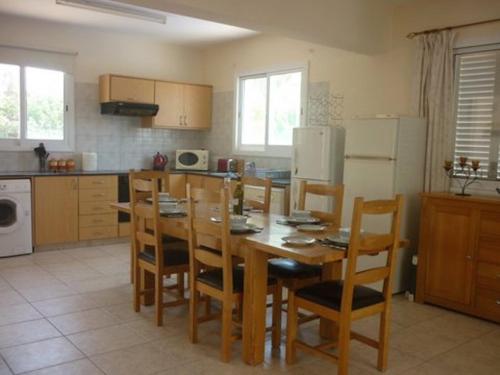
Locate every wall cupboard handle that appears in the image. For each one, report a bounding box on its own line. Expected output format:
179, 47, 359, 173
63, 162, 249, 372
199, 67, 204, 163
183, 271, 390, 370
465, 255, 472, 260
92, 181, 105, 185
496, 300, 500, 305
93, 193, 105, 197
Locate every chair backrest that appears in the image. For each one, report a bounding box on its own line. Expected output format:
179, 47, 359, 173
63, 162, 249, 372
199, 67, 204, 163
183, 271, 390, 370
298, 181, 344, 229
186, 184, 234, 292
241, 176, 272, 213
129, 170, 167, 271
341, 195, 403, 312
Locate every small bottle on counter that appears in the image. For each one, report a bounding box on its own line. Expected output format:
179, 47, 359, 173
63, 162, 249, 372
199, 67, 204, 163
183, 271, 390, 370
233, 182, 244, 215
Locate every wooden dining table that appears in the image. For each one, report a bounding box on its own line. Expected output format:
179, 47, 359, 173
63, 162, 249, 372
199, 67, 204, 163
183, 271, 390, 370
111, 202, 407, 366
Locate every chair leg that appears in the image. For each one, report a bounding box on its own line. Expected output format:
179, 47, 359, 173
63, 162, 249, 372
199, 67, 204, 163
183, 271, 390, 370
177, 272, 185, 299
285, 291, 298, 364
221, 299, 233, 362
337, 317, 352, 375
377, 309, 390, 371
133, 266, 141, 313
189, 288, 199, 343
272, 282, 283, 349
155, 273, 163, 326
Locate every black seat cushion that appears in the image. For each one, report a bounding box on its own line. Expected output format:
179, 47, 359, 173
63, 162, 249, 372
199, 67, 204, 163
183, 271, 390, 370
139, 243, 189, 267
268, 259, 322, 280
296, 280, 384, 311
197, 267, 276, 293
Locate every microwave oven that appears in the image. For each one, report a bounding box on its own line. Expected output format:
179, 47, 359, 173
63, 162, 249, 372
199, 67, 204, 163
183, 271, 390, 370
175, 149, 209, 171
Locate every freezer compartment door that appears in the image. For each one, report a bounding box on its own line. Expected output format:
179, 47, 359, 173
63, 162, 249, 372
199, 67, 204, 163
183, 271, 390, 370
292, 127, 331, 180
345, 118, 398, 158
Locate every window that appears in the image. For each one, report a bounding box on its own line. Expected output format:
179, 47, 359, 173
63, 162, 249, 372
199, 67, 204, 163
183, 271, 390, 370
235, 66, 306, 157
453, 47, 500, 179
0, 47, 74, 151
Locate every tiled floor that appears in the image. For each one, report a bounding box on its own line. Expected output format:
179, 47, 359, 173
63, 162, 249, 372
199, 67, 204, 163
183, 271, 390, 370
0, 242, 498, 374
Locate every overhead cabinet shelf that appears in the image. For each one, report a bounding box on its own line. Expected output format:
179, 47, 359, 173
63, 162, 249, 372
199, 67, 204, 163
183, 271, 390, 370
99, 74, 212, 130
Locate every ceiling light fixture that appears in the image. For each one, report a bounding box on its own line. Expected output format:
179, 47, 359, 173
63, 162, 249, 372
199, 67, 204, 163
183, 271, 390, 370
55, 0, 167, 24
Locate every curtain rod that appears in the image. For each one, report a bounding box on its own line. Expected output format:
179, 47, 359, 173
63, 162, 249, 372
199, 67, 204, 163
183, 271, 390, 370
0, 43, 78, 56
406, 18, 500, 39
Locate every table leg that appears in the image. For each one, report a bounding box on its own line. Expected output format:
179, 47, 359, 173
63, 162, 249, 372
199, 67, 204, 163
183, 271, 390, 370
242, 245, 269, 366
319, 261, 342, 339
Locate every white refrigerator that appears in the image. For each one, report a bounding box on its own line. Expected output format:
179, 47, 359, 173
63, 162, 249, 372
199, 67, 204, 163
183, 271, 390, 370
290, 126, 345, 212
342, 116, 426, 293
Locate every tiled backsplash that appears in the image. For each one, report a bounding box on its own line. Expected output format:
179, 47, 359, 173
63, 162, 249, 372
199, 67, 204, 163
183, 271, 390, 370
0, 81, 329, 172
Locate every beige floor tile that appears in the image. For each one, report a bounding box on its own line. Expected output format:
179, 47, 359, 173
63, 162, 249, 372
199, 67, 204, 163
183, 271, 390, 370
67, 322, 152, 356
82, 256, 129, 275
42, 262, 104, 283
81, 287, 132, 307
90, 340, 190, 375
23, 359, 104, 375
0, 303, 42, 326
120, 318, 179, 341
17, 283, 76, 302
32, 295, 104, 317
65, 273, 130, 293
102, 302, 146, 322
48, 308, 119, 335
0, 357, 12, 375
390, 301, 446, 328
0, 277, 11, 291
0, 255, 34, 270
0, 319, 61, 349
0, 337, 84, 374
63, 247, 112, 260
0, 266, 61, 289
31, 251, 76, 265
0, 289, 26, 307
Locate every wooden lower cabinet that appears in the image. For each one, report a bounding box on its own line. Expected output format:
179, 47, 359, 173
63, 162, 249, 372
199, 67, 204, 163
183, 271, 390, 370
34, 177, 79, 246
417, 193, 500, 322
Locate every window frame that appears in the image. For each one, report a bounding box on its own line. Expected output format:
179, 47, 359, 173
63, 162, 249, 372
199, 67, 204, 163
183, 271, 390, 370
233, 64, 308, 158
0, 63, 74, 152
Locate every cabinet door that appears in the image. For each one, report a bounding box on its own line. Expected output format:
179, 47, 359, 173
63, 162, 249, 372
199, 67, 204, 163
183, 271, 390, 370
186, 175, 204, 189
184, 84, 212, 129
109, 76, 154, 103
424, 204, 475, 305
169, 174, 187, 198
151, 81, 184, 128
34, 177, 78, 246
203, 176, 223, 192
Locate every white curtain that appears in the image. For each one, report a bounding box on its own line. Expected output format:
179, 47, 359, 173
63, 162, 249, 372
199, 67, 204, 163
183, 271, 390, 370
413, 30, 456, 192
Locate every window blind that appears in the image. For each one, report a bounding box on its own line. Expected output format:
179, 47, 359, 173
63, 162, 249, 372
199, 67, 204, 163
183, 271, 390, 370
453, 49, 500, 179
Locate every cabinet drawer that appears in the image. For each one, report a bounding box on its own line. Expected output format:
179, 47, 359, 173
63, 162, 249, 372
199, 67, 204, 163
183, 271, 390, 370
475, 288, 500, 322
479, 212, 500, 236
477, 236, 500, 264
79, 201, 115, 215
79, 188, 117, 203
79, 214, 117, 228
477, 262, 500, 292
79, 225, 117, 241
79, 176, 116, 190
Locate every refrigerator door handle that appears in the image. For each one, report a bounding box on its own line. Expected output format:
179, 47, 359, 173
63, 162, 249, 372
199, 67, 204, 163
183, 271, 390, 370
345, 155, 396, 161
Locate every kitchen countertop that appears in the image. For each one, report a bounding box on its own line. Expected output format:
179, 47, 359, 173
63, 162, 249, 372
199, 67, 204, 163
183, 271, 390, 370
0, 169, 291, 187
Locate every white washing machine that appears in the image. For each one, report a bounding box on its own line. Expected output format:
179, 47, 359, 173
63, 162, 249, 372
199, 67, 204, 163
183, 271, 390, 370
0, 179, 33, 257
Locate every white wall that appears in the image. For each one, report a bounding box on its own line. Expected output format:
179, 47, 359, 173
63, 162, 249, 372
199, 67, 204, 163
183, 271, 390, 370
0, 13, 205, 84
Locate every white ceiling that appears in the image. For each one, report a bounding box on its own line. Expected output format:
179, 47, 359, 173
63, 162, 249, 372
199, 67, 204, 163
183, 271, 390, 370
0, 0, 257, 46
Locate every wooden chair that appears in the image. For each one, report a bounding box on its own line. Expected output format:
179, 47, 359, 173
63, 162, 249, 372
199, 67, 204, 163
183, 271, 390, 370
241, 176, 272, 213
298, 180, 344, 226
286, 195, 403, 375
186, 184, 281, 362
268, 182, 345, 342
129, 170, 190, 326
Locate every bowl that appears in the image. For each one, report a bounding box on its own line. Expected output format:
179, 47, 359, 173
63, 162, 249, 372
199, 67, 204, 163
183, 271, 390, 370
230, 214, 248, 228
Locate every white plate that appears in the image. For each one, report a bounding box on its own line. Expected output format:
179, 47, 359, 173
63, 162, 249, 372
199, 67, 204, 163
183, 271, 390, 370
297, 224, 327, 232
325, 234, 349, 248
146, 197, 178, 203
281, 235, 316, 246
231, 223, 261, 233
285, 216, 320, 225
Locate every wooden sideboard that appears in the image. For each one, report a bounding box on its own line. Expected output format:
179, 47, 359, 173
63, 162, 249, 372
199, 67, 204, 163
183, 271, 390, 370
416, 192, 500, 322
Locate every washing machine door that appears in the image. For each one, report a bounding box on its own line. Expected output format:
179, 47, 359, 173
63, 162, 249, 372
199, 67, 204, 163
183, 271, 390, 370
0, 196, 23, 234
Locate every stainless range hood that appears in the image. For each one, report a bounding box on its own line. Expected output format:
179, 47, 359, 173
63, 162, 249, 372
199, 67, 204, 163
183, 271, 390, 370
100, 102, 159, 117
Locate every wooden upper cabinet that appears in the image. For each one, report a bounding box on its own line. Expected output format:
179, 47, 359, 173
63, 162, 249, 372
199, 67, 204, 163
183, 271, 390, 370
99, 74, 154, 104
142, 81, 212, 130
34, 177, 79, 246
144, 81, 184, 128
184, 84, 212, 129
423, 203, 475, 305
